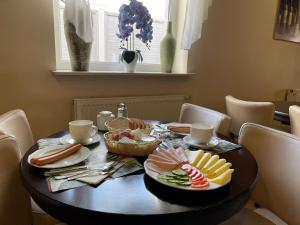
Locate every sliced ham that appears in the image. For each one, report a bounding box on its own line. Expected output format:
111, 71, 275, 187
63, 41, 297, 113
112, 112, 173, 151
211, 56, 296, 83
172, 147, 188, 163
148, 154, 177, 164
146, 162, 168, 174
157, 148, 182, 163
146, 159, 178, 170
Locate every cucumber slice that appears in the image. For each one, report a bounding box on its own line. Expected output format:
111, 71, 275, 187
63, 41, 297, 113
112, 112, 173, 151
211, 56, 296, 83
164, 172, 177, 177
175, 176, 189, 181
158, 175, 169, 180
167, 179, 185, 184
178, 181, 191, 186
172, 169, 187, 176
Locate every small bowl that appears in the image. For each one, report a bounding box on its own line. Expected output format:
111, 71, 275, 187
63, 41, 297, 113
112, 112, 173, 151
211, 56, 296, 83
104, 131, 160, 156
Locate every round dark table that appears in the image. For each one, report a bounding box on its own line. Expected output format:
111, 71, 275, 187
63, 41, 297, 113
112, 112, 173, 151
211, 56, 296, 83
20, 130, 257, 225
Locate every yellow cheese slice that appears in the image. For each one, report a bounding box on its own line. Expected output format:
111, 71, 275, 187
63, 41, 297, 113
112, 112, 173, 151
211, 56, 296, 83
208, 162, 232, 178
206, 158, 226, 175
208, 169, 234, 185
191, 150, 204, 166
202, 155, 219, 173
196, 152, 211, 170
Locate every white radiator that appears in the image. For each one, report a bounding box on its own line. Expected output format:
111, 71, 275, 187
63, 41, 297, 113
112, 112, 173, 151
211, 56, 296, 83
73, 95, 189, 123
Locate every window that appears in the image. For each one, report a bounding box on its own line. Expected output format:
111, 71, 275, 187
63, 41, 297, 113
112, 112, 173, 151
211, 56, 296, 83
53, 0, 170, 72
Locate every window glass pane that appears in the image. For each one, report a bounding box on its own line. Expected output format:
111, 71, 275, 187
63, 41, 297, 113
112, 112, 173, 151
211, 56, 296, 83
58, 0, 169, 65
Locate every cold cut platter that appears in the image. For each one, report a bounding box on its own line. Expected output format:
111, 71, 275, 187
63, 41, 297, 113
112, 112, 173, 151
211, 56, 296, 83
144, 147, 234, 191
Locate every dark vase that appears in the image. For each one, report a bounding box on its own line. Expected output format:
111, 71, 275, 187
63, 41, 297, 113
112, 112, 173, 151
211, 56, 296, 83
121, 50, 138, 73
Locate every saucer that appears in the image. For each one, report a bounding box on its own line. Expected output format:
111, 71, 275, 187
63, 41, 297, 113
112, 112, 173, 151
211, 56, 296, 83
183, 135, 219, 149
60, 134, 101, 145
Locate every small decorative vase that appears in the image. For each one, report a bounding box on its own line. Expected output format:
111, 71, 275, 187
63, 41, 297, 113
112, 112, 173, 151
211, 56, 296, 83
64, 21, 92, 71
160, 21, 176, 73
121, 50, 138, 73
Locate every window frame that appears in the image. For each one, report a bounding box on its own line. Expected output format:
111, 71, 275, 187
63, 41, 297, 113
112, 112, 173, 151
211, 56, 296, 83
52, 0, 172, 72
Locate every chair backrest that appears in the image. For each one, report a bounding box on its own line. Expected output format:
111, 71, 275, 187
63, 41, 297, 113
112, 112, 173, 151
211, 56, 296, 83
289, 105, 300, 137
225, 95, 275, 136
0, 134, 32, 225
239, 123, 300, 225
179, 103, 231, 137
0, 110, 34, 157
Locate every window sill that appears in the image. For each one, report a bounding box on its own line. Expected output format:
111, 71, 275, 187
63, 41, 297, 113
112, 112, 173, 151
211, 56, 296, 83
52, 70, 195, 77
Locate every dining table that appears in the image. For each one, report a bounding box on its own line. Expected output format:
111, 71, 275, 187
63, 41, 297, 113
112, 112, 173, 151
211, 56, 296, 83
20, 124, 258, 225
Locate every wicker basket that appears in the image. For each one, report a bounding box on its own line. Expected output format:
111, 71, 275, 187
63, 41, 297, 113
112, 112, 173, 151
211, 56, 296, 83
104, 131, 160, 156
105, 117, 151, 134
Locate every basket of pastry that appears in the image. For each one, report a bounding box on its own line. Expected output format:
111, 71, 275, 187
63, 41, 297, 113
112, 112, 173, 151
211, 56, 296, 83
105, 117, 151, 134
104, 129, 161, 156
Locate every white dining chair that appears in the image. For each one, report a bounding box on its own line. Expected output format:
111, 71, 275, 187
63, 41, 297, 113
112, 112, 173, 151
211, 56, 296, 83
0, 134, 32, 225
0, 109, 34, 157
179, 103, 231, 137
289, 105, 300, 137
222, 123, 300, 225
0, 109, 61, 225
225, 95, 275, 137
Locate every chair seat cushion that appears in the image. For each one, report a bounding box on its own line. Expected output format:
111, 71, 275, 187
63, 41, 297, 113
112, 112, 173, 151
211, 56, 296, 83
31, 198, 45, 214
221, 208, 275, 225
254, 208, 288, 225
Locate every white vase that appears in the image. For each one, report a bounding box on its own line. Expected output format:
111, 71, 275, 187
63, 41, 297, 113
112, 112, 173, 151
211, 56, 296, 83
121, 51, 138, 73
160, 21, 176, 73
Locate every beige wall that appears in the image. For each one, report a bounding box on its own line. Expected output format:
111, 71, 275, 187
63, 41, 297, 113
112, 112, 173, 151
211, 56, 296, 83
189, 0, 300, 107
0, 0, 299, 139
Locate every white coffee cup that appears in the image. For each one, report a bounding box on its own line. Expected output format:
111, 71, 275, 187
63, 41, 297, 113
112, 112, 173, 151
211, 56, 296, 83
190, 123, 214, 144
69, 120, 97, 144
97, 111, 115, 131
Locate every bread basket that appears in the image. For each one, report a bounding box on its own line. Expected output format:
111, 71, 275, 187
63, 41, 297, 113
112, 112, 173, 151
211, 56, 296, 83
104, 131, 160, 156
105, 117, 151, 134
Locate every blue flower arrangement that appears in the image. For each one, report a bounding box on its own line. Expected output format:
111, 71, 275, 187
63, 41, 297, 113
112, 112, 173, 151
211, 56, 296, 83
116, 0, 153, 64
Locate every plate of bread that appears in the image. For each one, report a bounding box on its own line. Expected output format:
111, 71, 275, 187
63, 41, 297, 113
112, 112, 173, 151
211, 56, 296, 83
105, 117, 151, 134
160, 123, 191, 136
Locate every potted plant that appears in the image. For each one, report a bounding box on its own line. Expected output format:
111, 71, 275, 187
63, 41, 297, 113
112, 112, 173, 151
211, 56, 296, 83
116, 0, 153, 73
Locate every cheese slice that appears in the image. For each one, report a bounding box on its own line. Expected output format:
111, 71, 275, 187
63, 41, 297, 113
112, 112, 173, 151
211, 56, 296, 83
205, 159, 226, 175
202, 155, 219, 173
191, 150, 204, 166
209, 169, 234, 185
196, 152, 211, 170
208, 162, 232, 178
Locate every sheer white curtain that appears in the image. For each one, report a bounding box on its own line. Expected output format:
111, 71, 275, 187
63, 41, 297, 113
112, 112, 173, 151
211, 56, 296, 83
181, 0, 213, 50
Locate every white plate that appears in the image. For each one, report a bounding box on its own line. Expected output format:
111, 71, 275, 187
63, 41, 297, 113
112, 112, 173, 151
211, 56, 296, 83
160, 123, 191, 137
183, 135, 219, 149
144, 161, 229, 191
60, 134, 101, 145
28, 145, 90, 169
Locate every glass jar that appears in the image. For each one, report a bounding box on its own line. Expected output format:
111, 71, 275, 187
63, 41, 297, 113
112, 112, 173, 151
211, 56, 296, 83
117, 103, 128, 118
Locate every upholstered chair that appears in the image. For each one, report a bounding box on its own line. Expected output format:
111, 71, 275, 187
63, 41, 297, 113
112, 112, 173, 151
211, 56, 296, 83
222, 123, 300, 225
179, 103, 231, 137
0, 109, 34, 157
225, 95, 275, 137
0, 134, 32, 225
0, 109, 60, 225
289, 105, 300, 137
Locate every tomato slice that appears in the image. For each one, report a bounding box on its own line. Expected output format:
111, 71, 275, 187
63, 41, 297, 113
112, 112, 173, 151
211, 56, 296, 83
181, 164, 193, 174
191, 173, 204, 181
181, 164, 192, 170
189, 168, 198, 177
192, 178, 207, 185
191, 181, 209, 189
